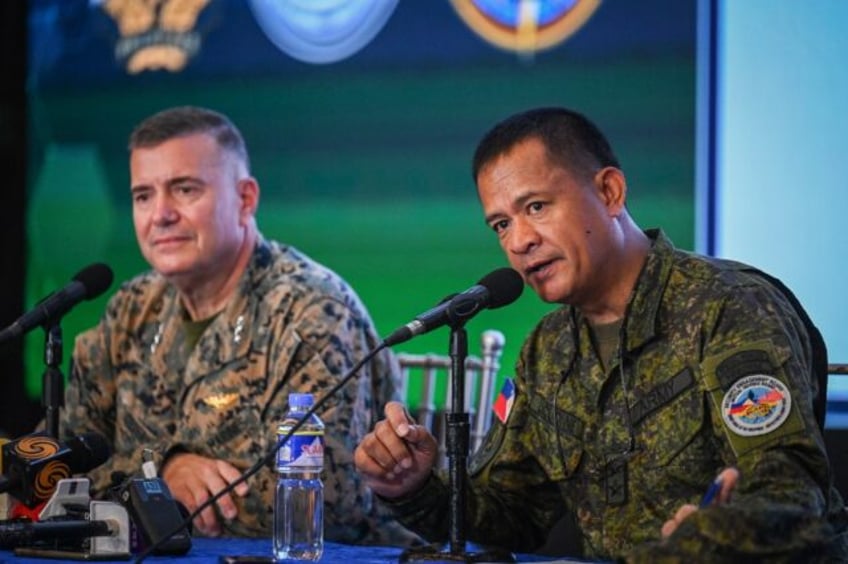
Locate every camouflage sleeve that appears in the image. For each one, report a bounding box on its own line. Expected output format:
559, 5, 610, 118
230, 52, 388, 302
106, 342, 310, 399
464, 372, 566, 551
62, 316, 172, 496
379, 472, 451, 538
627, 281, 848, 562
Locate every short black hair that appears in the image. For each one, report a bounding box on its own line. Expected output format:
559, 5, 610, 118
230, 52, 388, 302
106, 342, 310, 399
472, 107, 620, 183
129, 106, 250, 172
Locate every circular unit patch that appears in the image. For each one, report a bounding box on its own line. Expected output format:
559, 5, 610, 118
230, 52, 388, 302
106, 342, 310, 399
721, 374, 791, 436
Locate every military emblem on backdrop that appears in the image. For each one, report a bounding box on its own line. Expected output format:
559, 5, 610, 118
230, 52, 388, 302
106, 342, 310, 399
247, 0, 399, 64
449, 0, 601, 56
97, 0, 213, 74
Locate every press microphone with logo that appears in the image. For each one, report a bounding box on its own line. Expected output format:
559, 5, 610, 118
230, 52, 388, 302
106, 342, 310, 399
0, 262, 114, 345
382, 267, 524, 347
0, 432, 112, 508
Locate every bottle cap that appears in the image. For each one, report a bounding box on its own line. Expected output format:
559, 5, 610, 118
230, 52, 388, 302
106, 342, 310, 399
289, 393, 314, 408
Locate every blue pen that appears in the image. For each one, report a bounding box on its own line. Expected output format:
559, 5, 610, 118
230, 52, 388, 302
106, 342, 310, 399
700, 477, 723, 508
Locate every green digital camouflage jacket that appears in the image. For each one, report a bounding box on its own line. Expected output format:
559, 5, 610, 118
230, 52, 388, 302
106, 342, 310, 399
61, 236, 422, 546
389, 229, 848, 562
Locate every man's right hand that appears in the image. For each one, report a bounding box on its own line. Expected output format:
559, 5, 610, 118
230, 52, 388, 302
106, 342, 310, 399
161, 452, 250, 537
354, 401, 439, 499
660, 467, 740, 539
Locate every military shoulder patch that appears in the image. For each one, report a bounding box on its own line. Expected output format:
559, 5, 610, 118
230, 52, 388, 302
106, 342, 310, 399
721, 374, 792, 436
492, 378, 516, 423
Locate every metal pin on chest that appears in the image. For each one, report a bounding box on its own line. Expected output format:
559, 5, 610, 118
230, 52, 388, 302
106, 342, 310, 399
233, 315, 245, 344
150, 323, 163, 354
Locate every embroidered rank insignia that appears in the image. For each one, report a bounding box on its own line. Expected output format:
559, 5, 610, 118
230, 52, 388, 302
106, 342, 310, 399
492, 378, 516, 423
721, 374, 792, 436
203, 392, 239, 411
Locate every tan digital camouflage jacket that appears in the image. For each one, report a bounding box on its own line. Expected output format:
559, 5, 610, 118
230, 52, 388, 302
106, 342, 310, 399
61, 236, 422, 546
390, 229, 848, 562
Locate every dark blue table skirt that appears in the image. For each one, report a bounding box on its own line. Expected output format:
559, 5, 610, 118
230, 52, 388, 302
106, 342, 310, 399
1, 537, 584, 563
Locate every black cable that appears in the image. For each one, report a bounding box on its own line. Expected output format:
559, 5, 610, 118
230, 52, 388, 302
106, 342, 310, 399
133, 341, 388, 563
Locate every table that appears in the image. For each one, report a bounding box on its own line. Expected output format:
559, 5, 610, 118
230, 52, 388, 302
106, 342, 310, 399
1, 537, 592, 563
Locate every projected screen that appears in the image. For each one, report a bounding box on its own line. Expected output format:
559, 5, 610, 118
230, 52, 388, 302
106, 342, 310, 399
24, 0, 696, 407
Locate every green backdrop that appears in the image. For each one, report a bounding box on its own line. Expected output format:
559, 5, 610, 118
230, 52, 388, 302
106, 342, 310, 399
23, 3, 695, 412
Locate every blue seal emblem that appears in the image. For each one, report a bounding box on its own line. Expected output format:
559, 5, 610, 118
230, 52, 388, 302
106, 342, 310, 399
249, 0, 399, 64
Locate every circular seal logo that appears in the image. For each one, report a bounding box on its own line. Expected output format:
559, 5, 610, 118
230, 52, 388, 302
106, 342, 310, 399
449, 0, 601, 54
721, 374, 792, 436
248, 0, 399, 64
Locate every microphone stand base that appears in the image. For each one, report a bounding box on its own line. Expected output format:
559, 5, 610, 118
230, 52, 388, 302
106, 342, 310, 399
400, 543, 515, 563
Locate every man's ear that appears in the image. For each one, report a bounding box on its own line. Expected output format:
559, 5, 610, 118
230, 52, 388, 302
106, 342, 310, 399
237, 177, 260, 224
594, 167, 627, 216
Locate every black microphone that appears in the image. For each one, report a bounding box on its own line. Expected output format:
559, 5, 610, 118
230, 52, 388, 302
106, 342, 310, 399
0, 432, 112, 508
382, 267, 524, 347
0, 263, 114, 344
0, 518, 117, 549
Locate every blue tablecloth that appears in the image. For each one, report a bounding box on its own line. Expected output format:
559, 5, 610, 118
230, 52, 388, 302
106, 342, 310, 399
1, 537, 583, 563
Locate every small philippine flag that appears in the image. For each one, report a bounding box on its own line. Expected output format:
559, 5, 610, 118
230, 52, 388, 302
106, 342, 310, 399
492, 378, 516, 424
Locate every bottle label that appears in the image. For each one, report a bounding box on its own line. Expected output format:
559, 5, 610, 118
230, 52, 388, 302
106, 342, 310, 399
277, 432, 324, 468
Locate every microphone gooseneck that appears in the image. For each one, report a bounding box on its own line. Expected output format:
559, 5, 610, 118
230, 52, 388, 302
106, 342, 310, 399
0, 263, 114, 345
382, 267, 523, 347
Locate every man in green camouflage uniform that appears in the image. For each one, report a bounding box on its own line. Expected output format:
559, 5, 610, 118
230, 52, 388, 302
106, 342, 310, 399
354, 107, 848, 561
61, 106, 421, 546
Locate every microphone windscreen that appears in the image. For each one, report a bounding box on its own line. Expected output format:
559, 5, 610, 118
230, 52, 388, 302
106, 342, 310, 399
72, 263, 114, 300
478, 267, 524, 308
66, 432, 112, 473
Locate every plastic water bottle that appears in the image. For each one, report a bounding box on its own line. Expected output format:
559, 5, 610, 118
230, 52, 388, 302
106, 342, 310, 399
274, 393, 324, 561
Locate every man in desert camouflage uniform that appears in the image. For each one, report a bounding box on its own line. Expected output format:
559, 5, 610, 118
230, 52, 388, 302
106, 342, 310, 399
61, 105, 421, 546
355, 107, 848, 561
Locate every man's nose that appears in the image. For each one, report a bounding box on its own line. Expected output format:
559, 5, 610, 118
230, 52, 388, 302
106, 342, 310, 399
507, 217, 540, 255
152, 194, 178, 224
